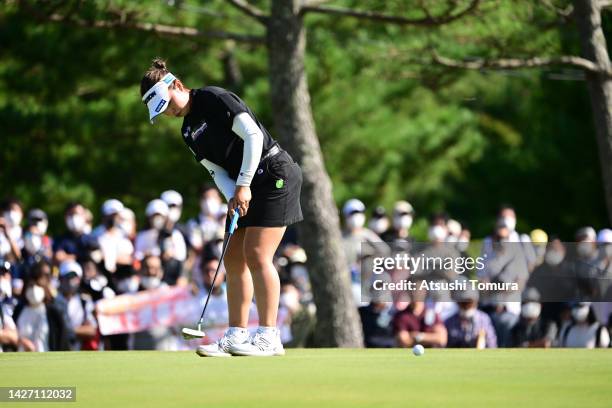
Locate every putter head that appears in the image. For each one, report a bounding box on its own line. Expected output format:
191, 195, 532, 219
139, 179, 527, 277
182, 327, 206, 340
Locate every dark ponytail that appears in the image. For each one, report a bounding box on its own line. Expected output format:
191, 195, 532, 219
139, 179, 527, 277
140, 57, 171, 96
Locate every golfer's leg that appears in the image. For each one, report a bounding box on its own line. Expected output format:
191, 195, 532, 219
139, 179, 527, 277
224, 227, 253, 328
243, 226, 286, 327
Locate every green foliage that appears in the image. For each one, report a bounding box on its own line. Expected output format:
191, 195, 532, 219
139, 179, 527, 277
0, 0, 607, 238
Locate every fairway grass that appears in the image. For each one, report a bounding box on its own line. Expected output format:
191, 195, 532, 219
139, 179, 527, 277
1, 349, 611, 407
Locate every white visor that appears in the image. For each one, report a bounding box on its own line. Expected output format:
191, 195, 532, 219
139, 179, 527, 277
142, 72, 176, 124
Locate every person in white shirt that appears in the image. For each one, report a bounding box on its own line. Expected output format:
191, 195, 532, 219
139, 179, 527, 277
559, 302, 610, 348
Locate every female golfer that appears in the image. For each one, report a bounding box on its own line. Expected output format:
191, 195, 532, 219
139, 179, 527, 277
140, 59, 303, 356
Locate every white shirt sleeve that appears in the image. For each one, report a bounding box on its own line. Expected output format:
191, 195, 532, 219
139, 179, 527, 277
200, 159, 236, 202
232, 112, 264, 187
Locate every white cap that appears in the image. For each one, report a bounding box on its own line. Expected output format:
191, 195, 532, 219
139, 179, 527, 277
161, 190, 183, 206
576, 226, 596, 242
342, 199, 366, 216
142, 72, 176, 124
597, 228, 612, 243
145, 199, 169, 217
59, 260, 83, 278
393, 200, 414, 215
101, 199, 124, 216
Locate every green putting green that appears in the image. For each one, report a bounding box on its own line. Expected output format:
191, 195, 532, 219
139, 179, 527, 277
1, 349, 611, 407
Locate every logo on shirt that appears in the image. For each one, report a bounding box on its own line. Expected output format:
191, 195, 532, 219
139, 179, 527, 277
191, 122, 208, 141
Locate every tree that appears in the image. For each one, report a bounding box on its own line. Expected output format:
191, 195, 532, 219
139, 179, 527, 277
431, 0, 612, 225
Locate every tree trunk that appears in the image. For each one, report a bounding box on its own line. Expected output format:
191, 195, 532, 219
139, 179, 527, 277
574, 0, 612, 224
266, 0, 364, 347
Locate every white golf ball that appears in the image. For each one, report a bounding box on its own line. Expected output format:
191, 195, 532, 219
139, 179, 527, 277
412, 344, 425, 356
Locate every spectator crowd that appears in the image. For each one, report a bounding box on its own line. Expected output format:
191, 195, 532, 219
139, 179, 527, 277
1, 191, 611, 352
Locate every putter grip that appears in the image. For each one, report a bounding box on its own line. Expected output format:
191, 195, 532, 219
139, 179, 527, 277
229, 211, 239, 234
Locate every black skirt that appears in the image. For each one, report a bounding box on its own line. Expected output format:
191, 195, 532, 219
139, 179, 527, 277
226, 148, 303, 229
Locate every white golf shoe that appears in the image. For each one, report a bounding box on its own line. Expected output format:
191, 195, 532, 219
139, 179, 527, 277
196, 328, 250, 357
229, 327, 285, 357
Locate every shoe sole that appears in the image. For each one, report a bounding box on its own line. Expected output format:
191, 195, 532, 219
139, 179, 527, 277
196, 349, 232, 357
229, 348, 285, 357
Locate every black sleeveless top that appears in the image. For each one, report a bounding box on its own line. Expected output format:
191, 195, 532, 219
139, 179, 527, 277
181, 86, 276, 180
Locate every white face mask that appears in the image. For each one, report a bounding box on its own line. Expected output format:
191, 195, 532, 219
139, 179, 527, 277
36, 220, 48, 235
66, 215, 85, 233
24, 233, 42, 254
140, 276, 161, 290
4, 210, 22, 227
26, 284, 45, 306
521, 302, 541, 319
346, 213, 366, 229
0, 277, 12, 298
544, 250, 564, 266
459, 308, 476, 319
572, 305, 589, 323
428, 225, 447, 242
393, 215, 413, 231
456, 239, 470, 252
577, 242, 594, 258
168, 207, 181, 223
369, 218, 389, 235
151, 215, 166, 230
280, 291, 300, 311
201, 199, 221, 217
502, 216, 516, 231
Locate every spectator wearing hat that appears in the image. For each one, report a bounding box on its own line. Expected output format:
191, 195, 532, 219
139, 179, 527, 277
341, 199, 390, 303
381, 201, 415, 252
22, 209, 52, 261
0, 198, 24, 262
574, 226, 606, 300
445, 288, 497, 348
14, 260, 70, 351
55, 260, 98, 350
53, 202, 91, 264
559, 302, 610, 348
95, 199, 134, 275
592, 229, 612, 324
159, 191, 188, 285
0, 259, 18, 352
135, 199, 186, 286
510, 288, 557, 347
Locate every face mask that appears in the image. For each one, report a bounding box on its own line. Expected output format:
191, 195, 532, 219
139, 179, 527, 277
82, 222, 92, 234
572, 305, 589, 322
88, 274, 108, 292
456, 239, 470, 252
151, 215, 166, 230
346, 213, 366, 229
393, 215, 413, 230
26, 284, 45, 306
544, 250, 564, 266
36, 220, 48, 235
4, 210, 22, 227
577, 242, 594, 258
24, 233, 42, 254
446, 235, 458, 243
459, 308, 476, 319
117, 276, 139, 294
0, 278, 12, 298
280, 291, 300, 311
89, 249, 103, 264
428, 225, 447, 242
66, 215, 85, 233
503, 217, 516, 231
201, 199, 221, 217
140, 276, 161, 290
168, 207, 181, 223
369, 218, 389, 235
521, 302, 541, 319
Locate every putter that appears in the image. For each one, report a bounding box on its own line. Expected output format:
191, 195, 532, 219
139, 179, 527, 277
182, 210, 240, 340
